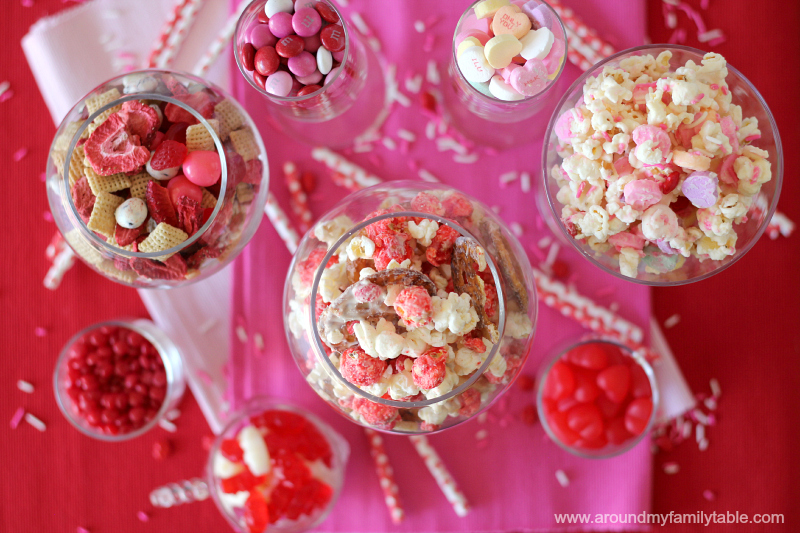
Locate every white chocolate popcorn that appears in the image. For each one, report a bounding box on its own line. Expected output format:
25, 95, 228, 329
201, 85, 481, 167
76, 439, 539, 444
346, 235, 375, 261
407, 219, 439, 247
319, 261, 349, 303
431, 293, 479, 336
505, 311, 533, 339
314, 215, 353, 247
353, 318, 405, 360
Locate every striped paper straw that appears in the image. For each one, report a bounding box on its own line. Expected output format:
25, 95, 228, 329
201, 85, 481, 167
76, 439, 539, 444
364, 429, 405, 524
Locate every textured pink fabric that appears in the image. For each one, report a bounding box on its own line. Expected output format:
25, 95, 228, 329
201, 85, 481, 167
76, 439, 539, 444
228, 1, 649, 531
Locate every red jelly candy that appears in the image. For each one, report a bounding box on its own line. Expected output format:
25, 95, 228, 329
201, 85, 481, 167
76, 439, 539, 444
595, 394, 623, 419
515, 374, 535, 392
575, 432, 609, 451
565, 403, 605, 441
596, 364, 631, 403
244, 492, 270, 533
546, 410, 579, 445
571, 366, 600, 403
605, 416, 633, 445
542, 362, 575, 401
624, 398, 653, 436
628, 362, 652, 398
219, 438, 244, 462
566, 343, 608, 370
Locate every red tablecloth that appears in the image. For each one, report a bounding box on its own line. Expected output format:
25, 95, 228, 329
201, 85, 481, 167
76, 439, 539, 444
1, 0, 798, 532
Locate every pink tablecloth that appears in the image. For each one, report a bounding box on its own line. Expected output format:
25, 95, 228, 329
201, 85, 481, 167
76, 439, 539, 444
228, 1, 650, 531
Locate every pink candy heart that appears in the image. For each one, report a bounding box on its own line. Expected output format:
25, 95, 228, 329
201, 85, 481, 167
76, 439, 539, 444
623, 179, 663, 211
509, 59, 547, 96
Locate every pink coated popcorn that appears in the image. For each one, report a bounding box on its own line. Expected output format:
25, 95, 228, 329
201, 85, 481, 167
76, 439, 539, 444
340, 347, 388, 387
412, 347, 448, 389
352, 397, 399, 429
411, 192, 445, 216
613, 155, 635, 176
462, 336, 486, 353
442, 193, 473, 218
372, 233, 413, 270
623, 179, 663, 211
394, 286, 433, 327
632, 125, 671, 165
458, 388, 482, 417
608, 231, 646, 252
353, 281, 384, 303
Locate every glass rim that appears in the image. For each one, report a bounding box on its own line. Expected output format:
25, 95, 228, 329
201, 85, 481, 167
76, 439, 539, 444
541, 43, 785, 287
234, 0, 349, 102
53, 319, 180, 442
451, 0, 568, 105
308, 209, 509, 409
206, 396, 349, 532
61, 81, 229, 260
536, 336, 660, 459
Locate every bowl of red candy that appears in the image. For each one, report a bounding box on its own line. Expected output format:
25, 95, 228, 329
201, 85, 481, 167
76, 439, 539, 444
54, 319, 185, 441
536, 338, 658, 458
207, 398, 349, 533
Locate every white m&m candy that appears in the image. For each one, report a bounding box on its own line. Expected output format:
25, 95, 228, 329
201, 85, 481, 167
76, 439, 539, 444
115, 198, 148, 229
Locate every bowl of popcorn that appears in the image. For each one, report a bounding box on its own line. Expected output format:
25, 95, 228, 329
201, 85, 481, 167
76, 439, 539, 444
284, 182, 537, 434
46, 70, 269, 288
542, 45, 783, 284
207, 397, 348, 533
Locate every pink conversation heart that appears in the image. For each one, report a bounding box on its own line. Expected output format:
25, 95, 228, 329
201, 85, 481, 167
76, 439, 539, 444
509, 59, 547, 96
623, 179, 663, 211
542, 37, 565, 75
608, 231, 646, 251
501, 63, 521, 82
682, 171, 719, 208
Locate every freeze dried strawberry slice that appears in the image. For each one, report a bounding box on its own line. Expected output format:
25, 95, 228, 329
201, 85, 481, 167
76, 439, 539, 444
175, 196, 204, 236
115, 218, 147, 247
164, 123, 189, 144
145, 180, 178, 227
164, 92, 214, 125
186, 245, 221, 269
71, 177, 95, 222
84, 113, 150, 176
150, 140, 187, 171
118, 101, 159, 144
129, 254, 187, 280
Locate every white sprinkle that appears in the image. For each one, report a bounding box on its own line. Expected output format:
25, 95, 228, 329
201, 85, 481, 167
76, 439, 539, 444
609, 302, 620, 312
350, 12, 371, 35
198, 319, 217, 334
710, 378, 721, 398
453, 153, 479, 164
418, 169, 440, 183
663, 462, 680, 474
425, 121, 436, 140
510, 223, 523, 237
405, 74, 423, 94
696, 423, 705, 443
477, 412, 488, 424
436, 116, 448, 135
236, 325, 248, 343
682, 420, 692, 438
544, 242, 561, 269
499, 171, 518, 186
666, 12, 677, 29
0, 81, 10, 97
475, 429, 488, 440
426, 60, 440, 85
555, 470, 570, 487
436, 137, 467, 155
414, 20, 426, 33
381, 137, 398, 151
353, 143, 374, 153
25, 413, 46, 432
698, 438, 709, 451
397, 129, 416, 143
159, 419, 177, 433
520, 171, 531, 193
17, 380, 34, 394
165, 409, 181, 421
704, 397, 717, 411
537, 236, 552, 248
393, 90, 411, 107
337, 0, 348, 5
693, 409, 710, 426
698, 29, 724, 43
254, 333, 265, 352
663, 314, 681, 329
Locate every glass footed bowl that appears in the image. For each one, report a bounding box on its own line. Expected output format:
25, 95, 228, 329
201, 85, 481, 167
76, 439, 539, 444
542, 45, 783, 285
46, 69, 269, 288
283, 181, 538, 435
207, 397, 349, 533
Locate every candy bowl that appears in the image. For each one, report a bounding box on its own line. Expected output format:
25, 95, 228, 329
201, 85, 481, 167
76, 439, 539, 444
542, 45, 783, 285
53, 319, 185, 441
46, 69, 270, 288
536, 338, 659, 458
234, 0, 387, 148
207, 398, 349, 533
442, 0, 568, 149
283, 181, 538, 435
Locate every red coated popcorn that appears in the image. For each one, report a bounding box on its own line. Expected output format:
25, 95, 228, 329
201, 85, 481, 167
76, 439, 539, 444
340, 347, 388, 387
352, 397, 399, 429
393, 286, 433, 328
412, 347, 448, 389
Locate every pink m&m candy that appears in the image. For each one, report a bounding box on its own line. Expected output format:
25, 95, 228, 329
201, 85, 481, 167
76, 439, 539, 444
265, 70, 293, 96
183, 151, 222, 187
296, 69, 323, 85
248, 24, 277, 49
293, 7, 322, 37
288, 51, 317, 78
269, 12, 295, 39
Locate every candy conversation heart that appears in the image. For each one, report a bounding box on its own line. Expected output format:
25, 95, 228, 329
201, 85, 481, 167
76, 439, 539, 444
484, 34, 523, 69
509, 59, 547, 96
491, 5, 532, 39
457, 45, 495, 82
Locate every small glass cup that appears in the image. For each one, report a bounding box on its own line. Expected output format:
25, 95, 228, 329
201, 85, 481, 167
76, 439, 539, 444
442, 0, 568, 149
536, 338, 658, 458
207, 397, 349, 533
283, 182, 538, 434
54, 319, 186, 441
46, 69, 270, 288
542, 45, 783, 285
234, 0, 387, 148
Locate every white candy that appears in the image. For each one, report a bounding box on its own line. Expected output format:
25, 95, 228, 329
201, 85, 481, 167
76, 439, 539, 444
519, 27, 554, 61
317, 46, 333, 75
489, 75, 524, 101
238, 425, 271, 476
457, 46, 495, 83
265, 0, 293, 18
149, 104, 163, 129
468, 79, 493, 97
122, 74, 159, 94
146, 152, 179, 180
213, 452, 244, 479
115, 198, 148, 229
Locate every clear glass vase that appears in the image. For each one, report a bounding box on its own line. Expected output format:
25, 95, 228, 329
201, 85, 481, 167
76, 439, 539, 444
46, 69, 269, 288
442, 0, 568, 149
283, 182, 538, 434
234, 0, 387, 148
